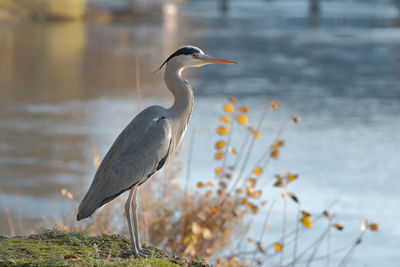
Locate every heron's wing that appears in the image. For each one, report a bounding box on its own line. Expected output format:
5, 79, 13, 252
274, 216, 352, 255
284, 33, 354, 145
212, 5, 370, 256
78, 111, 171, 219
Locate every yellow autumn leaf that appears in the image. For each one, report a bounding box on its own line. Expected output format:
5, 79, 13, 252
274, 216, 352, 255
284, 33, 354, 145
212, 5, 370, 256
210, 207, 218, 215
202, 227, 212, 239
216, 126, 229, 135
60, 189, 67, 196
215, 167, 223, 175
248, 178, 256, 187
66, 192, 73, 200
270, 100, 280, 110
236, 114, 248, 125
287, 174, 298, 183
197, 182, 205, 188
300, 216, 312, 228
215, 152, 224, 160
223, 104, 235, 113
220, 116, 231, 123
271, 149, 279, 159
253, 167, 262, 175
252, 130, 260, 139
236, 188, 243, 194
63, 226, 70, 231
192, 222, 201, 235
215, 140, 227, 150
206, 182, 213, 187
229, 96, 237, 104
273, 242, 283, 252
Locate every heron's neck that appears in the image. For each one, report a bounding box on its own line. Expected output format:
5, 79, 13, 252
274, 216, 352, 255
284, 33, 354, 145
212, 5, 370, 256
164, 63, 194, 121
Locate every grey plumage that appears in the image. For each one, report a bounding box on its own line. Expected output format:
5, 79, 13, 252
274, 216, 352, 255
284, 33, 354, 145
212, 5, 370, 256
76, 45, 235, 257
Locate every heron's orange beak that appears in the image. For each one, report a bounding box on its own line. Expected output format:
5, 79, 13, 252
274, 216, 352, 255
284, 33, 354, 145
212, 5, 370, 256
202, 55, 236, 64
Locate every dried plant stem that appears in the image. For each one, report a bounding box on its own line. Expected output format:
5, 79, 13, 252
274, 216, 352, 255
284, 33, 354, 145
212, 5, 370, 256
292, 207, 300, 267
337, 231, 366, 267
281, 186, 288, 267
181, 129, 196, 243
0, 186, 15, 236
250, 199, 276, 265
15, 195, 24, 236
327, 218, 332, 267
135, 58, 142, 112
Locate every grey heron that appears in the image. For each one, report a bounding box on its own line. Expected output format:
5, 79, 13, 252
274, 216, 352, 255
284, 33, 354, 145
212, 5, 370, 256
76, 45, 235, 257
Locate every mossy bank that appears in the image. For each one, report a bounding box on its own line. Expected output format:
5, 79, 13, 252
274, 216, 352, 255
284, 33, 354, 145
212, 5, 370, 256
0, 230, 209, 266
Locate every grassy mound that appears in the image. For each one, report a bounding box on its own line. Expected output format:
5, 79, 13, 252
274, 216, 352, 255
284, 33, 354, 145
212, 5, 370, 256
0, 230, 208, 266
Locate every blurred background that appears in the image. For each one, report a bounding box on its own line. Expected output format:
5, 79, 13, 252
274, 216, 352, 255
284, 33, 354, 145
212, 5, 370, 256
0, 0, 399, 266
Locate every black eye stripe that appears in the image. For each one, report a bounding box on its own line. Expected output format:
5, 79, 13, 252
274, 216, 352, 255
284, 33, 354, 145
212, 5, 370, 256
155, 47, 201, 72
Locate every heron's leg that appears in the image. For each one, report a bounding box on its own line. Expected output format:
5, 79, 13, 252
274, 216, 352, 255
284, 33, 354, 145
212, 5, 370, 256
123, 185, 145, 258
132, 186, 151, 255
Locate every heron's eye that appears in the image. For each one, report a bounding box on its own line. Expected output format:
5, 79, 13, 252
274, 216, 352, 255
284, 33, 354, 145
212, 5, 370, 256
192, 54, 196, 58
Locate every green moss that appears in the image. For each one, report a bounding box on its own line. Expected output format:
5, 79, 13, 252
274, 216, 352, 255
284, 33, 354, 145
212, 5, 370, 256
0, 230, 207, 266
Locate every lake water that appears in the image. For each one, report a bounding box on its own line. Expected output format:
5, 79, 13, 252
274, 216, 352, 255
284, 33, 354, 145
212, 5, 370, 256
1, 0, 399, 266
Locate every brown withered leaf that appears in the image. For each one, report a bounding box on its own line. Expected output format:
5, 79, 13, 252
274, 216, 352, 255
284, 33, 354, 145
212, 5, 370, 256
225, 173, 232, 179
270, 100, 280, 110
333, 224, 344, 231
256, 242, 266, 254
231, 209, 239, 217
288, 192, 299, 203
271, 149, 279, 159
274, 181, 284, 188
197, 182, 205, 188
302, 210, 311, 217
323, 210, 331, 219
215, 140, 227, 150
246, 238, 254, 243
369, 223, 379, 231
291, 116, 300, 123
229, 96, 237, 104
64, 254, 78, 260
239, 106, 249, 113
261, 201, 268, 207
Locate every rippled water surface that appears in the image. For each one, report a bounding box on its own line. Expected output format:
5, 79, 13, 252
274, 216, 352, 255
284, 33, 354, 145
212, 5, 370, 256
1, 0, 400, 265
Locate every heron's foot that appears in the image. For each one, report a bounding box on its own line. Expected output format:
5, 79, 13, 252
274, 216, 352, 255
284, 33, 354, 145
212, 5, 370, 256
122, 249, 148, 258
138, 247, 152, 256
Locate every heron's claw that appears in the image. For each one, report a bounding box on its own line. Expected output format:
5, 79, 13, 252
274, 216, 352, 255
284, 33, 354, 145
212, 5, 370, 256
122, 249, 148, 258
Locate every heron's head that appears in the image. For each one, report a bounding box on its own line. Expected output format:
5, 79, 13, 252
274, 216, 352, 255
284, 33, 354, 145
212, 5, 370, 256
155, 45, 236, 72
